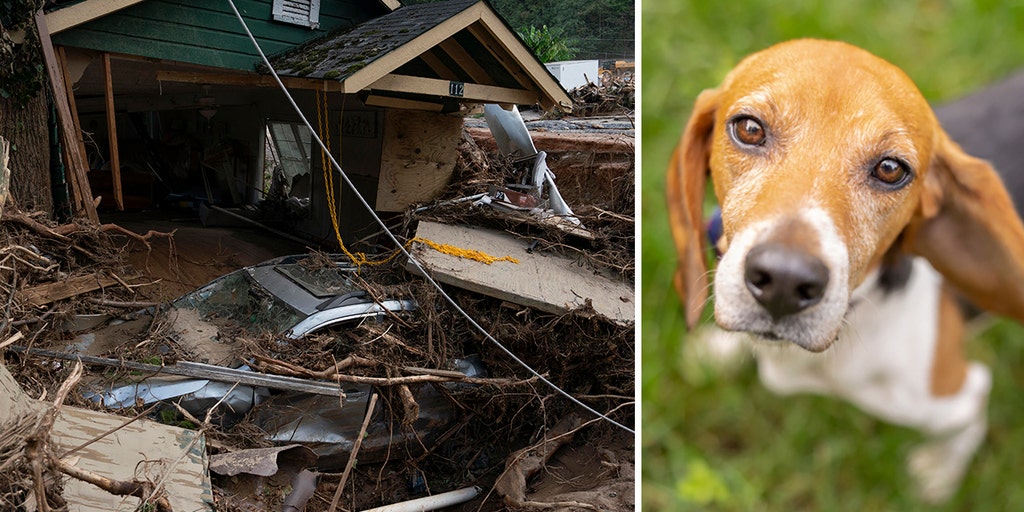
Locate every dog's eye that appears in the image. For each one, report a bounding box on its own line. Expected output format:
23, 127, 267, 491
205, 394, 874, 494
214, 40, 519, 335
871, 158, 911, 188
730, 116, 766, 147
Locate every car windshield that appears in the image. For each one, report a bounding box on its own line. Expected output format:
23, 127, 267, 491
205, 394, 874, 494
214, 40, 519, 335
172, 270, 303, 335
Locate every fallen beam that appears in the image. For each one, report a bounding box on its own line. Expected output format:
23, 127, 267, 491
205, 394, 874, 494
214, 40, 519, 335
8, 345, 349, 397
21, 274, 118, 306
35, 11, 99, 222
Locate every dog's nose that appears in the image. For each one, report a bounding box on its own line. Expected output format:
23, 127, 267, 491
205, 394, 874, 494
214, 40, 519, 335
744, 243, 829, 320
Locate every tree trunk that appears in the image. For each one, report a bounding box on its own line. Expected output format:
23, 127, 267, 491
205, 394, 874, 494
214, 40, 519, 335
0, 92, 53, 215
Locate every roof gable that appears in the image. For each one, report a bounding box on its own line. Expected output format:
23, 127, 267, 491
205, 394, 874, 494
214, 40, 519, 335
270, 0, 570, 109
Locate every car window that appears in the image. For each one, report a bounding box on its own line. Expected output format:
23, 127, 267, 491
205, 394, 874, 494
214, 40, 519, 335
173, 271, 304, 335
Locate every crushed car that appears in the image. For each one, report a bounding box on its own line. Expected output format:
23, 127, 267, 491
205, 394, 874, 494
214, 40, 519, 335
55, 253, 476, 469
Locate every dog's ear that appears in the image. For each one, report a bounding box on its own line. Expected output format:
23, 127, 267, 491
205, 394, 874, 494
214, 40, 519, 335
908, 131, 1024, 322
667, 89, 719, 328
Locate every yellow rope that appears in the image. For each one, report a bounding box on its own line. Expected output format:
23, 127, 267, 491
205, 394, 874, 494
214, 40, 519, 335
409, 236, 520, 265
315, 88, 516, 267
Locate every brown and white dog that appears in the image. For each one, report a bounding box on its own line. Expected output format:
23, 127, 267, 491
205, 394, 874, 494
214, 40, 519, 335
668, 39, 1024, 502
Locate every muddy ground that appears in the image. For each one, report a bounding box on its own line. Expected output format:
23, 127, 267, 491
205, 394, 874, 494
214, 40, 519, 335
1, 88, 634, 511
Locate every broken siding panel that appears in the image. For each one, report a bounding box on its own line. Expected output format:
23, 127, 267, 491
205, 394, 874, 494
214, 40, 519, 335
375, 110, 462, 211
51, 0, 385, 71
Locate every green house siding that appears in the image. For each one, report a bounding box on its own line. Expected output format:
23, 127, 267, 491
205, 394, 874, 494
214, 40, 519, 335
51, 0, 388, 71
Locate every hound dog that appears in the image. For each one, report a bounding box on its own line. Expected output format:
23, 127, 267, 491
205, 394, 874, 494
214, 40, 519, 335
668, 39, 1024, 503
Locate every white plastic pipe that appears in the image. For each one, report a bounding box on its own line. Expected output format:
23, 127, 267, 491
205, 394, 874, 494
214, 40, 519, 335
360, 486, 481, 512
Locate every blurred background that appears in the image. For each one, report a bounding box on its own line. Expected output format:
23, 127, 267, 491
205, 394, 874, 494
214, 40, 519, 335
641, 1, 1024, 510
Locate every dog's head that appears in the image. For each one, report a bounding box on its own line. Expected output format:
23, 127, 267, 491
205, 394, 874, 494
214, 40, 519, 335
669, 39, 1024, 352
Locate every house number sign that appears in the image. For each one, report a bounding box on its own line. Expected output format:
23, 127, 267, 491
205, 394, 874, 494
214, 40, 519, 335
449, 81, 465, 97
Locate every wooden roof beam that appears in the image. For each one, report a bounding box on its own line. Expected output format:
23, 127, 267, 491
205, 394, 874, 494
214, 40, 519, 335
45, 0, 147, 34
417, 50, 459, 81
437, 38, 496, 85
367, 74, 539, 106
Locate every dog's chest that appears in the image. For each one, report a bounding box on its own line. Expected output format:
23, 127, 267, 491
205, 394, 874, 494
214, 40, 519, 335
755, 257, 942, 398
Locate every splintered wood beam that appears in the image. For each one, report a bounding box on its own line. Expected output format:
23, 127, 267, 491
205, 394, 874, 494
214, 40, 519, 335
35, 11, 99, 223
21, 274, 118, 306
437, 38, 496, 85
368, 74, 539, 106
57, 46, 92, 194
103, 53, 123, 211
155, 70, 342, 91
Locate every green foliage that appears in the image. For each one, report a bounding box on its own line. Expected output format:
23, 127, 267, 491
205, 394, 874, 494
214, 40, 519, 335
404, 0, 633, 59
643, 1, 1024, 510
517, 25, 577, 63
0, 0, 46, 107
492, 0, 636, 60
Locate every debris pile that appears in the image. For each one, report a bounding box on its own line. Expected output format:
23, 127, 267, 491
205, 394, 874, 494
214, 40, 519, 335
567, 75, 636, 117
0, 112, 634, 511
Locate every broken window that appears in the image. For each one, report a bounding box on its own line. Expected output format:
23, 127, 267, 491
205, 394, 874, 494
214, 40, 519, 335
173, 270, 303, 335
271, 0, 321, 29
266, 121, 313, 200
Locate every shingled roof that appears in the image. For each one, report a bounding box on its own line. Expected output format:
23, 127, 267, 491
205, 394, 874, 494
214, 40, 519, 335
268, 0, 570, 110
273, 0, 477, 81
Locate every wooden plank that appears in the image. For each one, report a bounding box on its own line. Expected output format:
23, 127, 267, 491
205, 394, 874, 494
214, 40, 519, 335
44, 0, 147, 34
2, 357, 212, 511
406, 221, 634, 325
21, 274, 118, 306
52, 407, 213, 511
103, 53, 124, 211
418, 49, 459, 81
368, 74, 539, 106
36, 11, 99, 223
438, 38, 496, 85
376, 110, 461, 211
364, 95, 444, 112
56, 46, 92, 209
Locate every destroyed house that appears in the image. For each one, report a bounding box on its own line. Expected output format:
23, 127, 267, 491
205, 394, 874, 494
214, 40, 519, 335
43, 0, 570, 244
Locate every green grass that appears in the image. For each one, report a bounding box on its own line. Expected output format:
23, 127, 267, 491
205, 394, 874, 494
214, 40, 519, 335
641, 1, 1024, 510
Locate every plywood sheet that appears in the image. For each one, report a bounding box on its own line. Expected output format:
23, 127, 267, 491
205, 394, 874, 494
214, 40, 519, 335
407, 221, 634, 325
375, 110, 462, 212
53, 407, 213, 512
